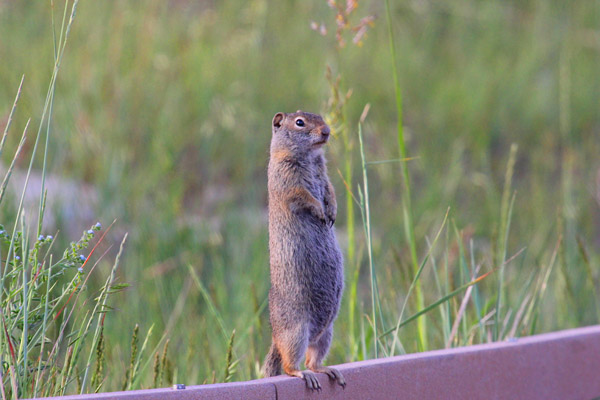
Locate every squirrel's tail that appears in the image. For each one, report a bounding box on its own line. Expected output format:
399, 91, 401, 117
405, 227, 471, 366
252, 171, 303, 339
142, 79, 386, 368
262, 342, 282, 377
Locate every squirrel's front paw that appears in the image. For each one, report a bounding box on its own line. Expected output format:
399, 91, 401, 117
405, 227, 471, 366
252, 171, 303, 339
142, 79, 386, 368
308, 205, 327, 225
315, 209, 328, 225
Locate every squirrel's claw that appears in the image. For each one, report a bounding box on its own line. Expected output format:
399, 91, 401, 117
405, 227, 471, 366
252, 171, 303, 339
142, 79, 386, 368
325, 207, 336, 227
325, 211, 336, 227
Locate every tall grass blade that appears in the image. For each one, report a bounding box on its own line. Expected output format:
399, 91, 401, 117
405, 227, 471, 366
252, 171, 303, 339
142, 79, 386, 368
0, 75, 25, 157
390, 208, 449, 355
357, 122, 382, 357
494, 144, 518, 340
384, 0, 427, 350
0, 121, 28, 217
381, 268, 496, 338
187, 263, 229, 343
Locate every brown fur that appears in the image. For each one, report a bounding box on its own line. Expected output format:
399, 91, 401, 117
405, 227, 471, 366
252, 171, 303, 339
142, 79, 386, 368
262, 111, 345, 391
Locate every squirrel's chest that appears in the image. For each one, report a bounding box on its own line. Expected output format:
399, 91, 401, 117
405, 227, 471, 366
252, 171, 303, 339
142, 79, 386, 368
304, 174, 325, 204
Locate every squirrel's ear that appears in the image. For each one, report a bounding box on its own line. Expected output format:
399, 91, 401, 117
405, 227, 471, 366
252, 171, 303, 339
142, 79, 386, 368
272, 112, 285, 129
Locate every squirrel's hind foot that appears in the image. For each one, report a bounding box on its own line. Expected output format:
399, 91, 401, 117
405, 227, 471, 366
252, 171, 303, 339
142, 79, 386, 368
310, 366, 346, 388
300, 370, 322, 391
285, 368, 322, 391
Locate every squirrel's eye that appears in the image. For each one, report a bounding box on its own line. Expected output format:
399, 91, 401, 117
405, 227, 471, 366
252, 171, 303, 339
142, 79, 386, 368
295, 119, 305, 127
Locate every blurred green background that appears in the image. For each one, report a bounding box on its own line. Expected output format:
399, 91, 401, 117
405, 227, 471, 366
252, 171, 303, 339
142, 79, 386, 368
1, 0, 599, 392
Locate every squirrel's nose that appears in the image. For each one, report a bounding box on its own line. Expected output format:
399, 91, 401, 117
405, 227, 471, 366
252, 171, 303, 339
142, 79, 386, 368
321, 125, 330, 137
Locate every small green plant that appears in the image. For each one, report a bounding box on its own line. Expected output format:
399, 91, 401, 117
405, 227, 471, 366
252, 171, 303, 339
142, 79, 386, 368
0, 1, 149, 397
152, 339, 172, 388
223, 329, 238, 383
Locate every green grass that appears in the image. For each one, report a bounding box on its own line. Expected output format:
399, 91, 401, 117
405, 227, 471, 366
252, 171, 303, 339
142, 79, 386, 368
0, 0, 599, 396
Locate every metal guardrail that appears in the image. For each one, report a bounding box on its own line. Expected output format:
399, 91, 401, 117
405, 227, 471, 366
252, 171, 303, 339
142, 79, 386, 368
29, 325, 600, 400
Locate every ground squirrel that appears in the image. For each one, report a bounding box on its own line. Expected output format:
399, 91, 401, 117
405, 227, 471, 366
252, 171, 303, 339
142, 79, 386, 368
262, 111, 345, 391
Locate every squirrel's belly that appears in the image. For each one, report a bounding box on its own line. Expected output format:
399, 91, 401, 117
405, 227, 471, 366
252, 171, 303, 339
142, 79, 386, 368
269, 216, 343, 285
269, 216, 342, 264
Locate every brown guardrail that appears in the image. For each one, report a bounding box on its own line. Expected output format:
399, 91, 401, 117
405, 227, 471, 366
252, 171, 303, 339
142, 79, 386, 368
29, 325, 600, 400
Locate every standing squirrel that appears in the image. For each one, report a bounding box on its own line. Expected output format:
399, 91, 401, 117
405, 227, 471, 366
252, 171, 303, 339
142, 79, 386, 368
263, 111, 345, 391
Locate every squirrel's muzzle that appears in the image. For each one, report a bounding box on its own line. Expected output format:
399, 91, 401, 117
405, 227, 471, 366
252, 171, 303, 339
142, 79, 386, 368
318, 125, 330, 143
312, 124, 331, 147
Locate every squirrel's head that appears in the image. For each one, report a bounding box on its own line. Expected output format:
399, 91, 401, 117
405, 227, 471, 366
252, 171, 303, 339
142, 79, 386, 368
271, 111, 331, 155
